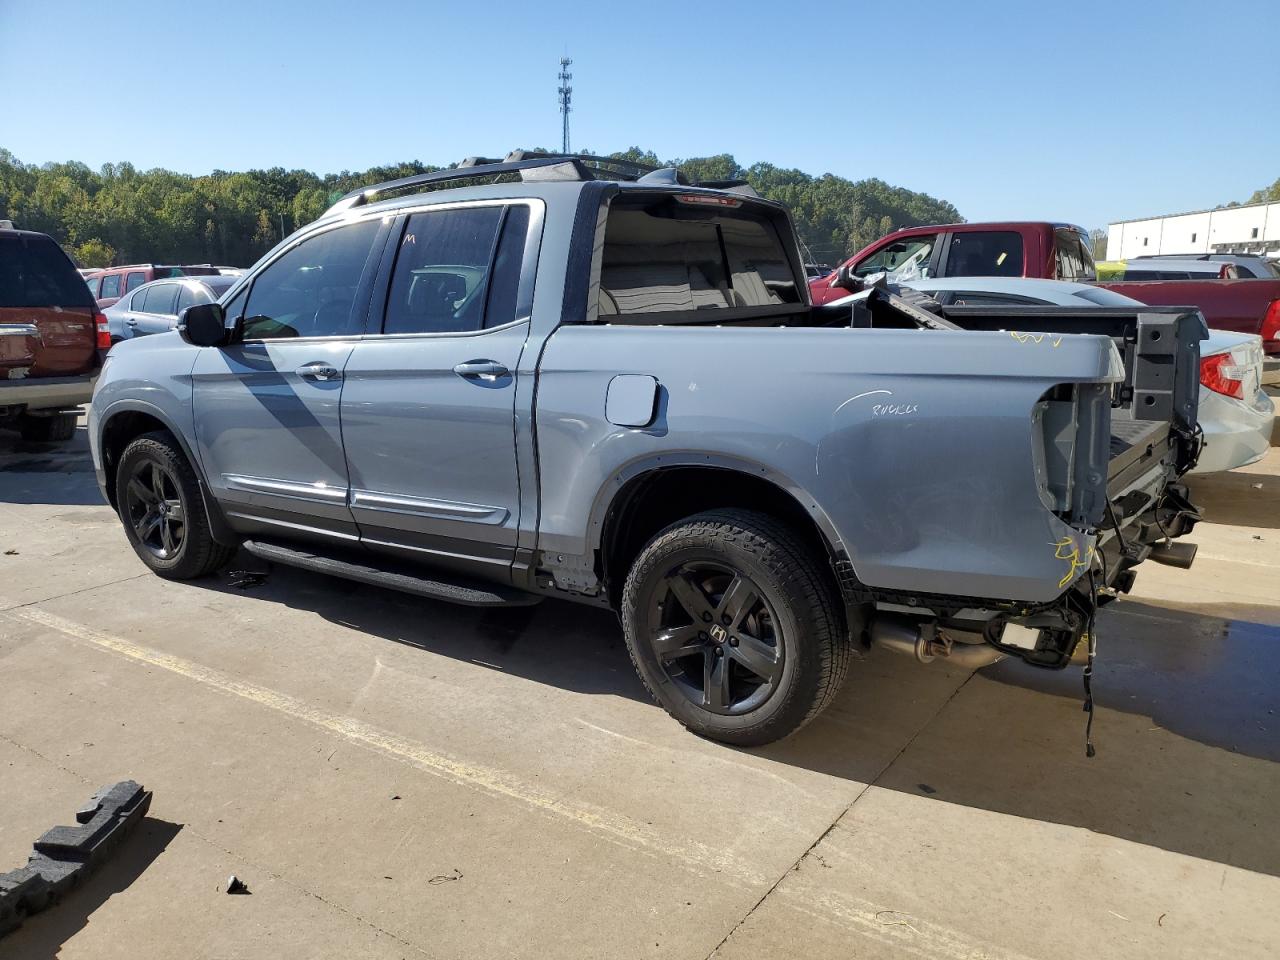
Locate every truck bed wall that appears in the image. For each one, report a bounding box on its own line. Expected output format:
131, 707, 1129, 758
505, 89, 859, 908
533, 324, 1123, 604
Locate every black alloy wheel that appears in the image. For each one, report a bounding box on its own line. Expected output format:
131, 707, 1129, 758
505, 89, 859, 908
648, 561, 783, 715
124, 460, 186, 559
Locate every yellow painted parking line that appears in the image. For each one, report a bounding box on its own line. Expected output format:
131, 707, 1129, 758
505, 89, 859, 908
7, 606, 764, 886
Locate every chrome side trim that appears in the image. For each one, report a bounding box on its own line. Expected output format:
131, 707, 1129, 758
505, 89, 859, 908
223, 474, 349, 504
0, 324, 40, 338
349, 488, 509, 525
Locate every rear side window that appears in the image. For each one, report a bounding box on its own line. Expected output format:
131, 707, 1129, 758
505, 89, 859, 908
241, 219, 380, 340
100, 273, 122, 298
945, 231, 1024, 277
84, 275, 100, 297
0, 234, 97, 308
125, 271, 148, 292
597, 197, 800, 321
177, 284, 211, 312
141, 283, 179, 315
382, 204, 529, 335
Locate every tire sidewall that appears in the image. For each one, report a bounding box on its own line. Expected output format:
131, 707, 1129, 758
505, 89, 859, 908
622, 522, 825, 742
115, 438, 199, 575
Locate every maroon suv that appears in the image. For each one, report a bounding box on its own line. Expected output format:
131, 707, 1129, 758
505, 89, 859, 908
1, 227, 107, 441
86, 263, 222, 309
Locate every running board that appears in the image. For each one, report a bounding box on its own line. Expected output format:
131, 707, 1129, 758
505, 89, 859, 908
242, 540, 542, 607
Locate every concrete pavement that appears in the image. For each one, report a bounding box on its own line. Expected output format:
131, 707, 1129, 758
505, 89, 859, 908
1, 417, 1277, 959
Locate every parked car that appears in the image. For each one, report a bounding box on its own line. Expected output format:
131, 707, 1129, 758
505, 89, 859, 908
890, 278, 1275, 474
1127, 253, 1280, 279
1, 226, 106, 441
810, 221, 1280, 355
86, 263, 223, 309
104, 275, 238, 343
1096, 258, 1248, 280
89, 153, 1203, 745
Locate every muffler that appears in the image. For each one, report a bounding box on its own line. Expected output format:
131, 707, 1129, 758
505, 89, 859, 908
870, 615, 1004, 669
1147, 540, 1197, 569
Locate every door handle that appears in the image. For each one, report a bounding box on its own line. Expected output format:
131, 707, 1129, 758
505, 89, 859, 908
125, 318, 138, 326
453, 360, 509, 382
296, 361, 342, 381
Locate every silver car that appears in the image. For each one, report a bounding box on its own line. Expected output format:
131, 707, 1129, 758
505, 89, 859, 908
900, 277, 1276, 474
103, 275, 237, 344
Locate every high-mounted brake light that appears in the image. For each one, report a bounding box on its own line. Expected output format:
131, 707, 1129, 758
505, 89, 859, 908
676, 193, 742, 208
1199, 351, 1246, 400
95, 312, 111, 350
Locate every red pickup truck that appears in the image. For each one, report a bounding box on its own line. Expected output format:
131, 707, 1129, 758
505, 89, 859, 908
809, 221, 1280, 354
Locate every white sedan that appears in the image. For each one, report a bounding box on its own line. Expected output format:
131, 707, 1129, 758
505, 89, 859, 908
899, 278, 1275, 474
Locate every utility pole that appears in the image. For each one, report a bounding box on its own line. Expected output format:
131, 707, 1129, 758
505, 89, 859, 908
558, 57, 573, 154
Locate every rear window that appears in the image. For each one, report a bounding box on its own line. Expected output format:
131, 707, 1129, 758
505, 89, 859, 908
945, 231, 1024, 278
596, 196, 801, 322
0, 234, 97, 309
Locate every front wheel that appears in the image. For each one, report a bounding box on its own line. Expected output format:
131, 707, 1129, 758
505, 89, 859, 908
620, 509, 852, 746
115, 432, 235, 579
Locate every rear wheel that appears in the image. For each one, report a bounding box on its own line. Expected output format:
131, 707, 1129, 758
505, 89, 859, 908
115, 432, 234, 579
18, 411, 78, 442
621, 509, 851, 746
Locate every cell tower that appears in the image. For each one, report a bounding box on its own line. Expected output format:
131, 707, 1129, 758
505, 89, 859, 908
558, 57, 573, 154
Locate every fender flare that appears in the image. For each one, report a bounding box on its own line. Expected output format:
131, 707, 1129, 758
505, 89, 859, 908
96, 398, 238, 547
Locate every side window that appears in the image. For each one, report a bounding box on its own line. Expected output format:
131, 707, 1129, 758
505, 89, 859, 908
483, 205, 530, 328
1054, 229, 1089, 280
84, 275, 100, 297
132, 287, 150, 312
100, 273, 122, 298
945, 231, 1024, 277
854, 235, 937, 281
144, 283, 179, 316
176, 284, 210, 312
241, 220, 380, 340
125, 271, 148, 292
383, 206, 506, 335
950, 293, 1040, 306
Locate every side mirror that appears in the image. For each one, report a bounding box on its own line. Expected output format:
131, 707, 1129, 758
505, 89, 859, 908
177, 303, 231, 347
830, 262, 862, 292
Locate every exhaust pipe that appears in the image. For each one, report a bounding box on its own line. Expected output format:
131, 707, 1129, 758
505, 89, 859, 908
870, 615, 1004, 669
1147, 540, 1197, 569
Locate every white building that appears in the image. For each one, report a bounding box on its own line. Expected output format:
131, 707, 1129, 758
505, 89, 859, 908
1107, 200, 1279, 260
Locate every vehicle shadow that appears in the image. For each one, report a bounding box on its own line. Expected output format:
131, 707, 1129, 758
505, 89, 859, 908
0, 423, 104, 507
198, 556, 1280, 878
209, 554, 648, 703
2, 818, 181, 960
1186, 469, 1280, 529
769, 597, 1280, 878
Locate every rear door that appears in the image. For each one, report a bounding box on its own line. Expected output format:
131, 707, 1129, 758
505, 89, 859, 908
938, 230, 1025, 278
0, 233, 97, 378
340, 200, 539, 578
191, 217, 389, 543
130, 281, 181, 337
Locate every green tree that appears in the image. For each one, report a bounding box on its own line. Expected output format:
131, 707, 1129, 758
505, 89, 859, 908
0, 147, 961, 268
71, 238, 114, 267
1246, 177, 1280, 204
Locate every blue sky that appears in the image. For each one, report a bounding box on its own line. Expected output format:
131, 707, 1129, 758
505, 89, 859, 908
2, 0, 1277, 228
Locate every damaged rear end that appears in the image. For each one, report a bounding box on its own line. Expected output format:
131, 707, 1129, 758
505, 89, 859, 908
855, 294, 1206, 672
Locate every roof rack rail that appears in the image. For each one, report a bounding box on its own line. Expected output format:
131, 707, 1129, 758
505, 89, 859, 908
325, 156, 597, 215
503, 150, 660, 178
323, 152, 758, 218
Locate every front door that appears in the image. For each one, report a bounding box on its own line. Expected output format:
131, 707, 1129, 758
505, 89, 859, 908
340, 201, 537, 579
192, 217, 387, 543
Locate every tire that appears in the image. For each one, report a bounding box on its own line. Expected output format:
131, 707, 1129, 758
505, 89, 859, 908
18, 412, 78, 442
115, 431, 235, 580
620, 509, 851, 746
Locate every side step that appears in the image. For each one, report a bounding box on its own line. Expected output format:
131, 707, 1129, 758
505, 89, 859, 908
242, 540, 543, 607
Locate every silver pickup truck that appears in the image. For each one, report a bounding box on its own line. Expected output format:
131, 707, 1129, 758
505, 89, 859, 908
89, 153, 1205, 745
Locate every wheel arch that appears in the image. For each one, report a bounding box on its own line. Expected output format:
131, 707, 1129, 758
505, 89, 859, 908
97, 400, 237, 547
590, 454, 851, 611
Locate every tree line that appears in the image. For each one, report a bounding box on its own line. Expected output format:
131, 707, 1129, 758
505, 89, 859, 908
0, 146, 962, 268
